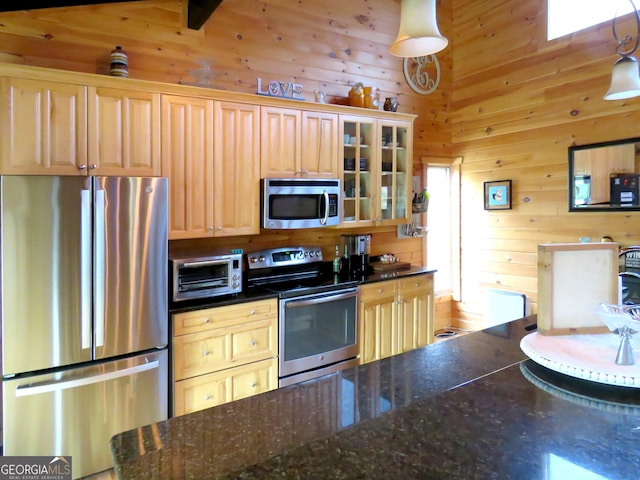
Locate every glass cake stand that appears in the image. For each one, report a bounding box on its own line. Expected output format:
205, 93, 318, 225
596, 303, 640, 366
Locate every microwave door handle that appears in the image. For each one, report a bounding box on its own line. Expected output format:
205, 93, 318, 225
319, 190, 329, 225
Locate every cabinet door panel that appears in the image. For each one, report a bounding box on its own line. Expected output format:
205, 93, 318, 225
88, 86, 160, 176
162, 95, 214, 239
0, 78, 87, 175
260, 106, 301, 177
214, 101, 260, 236
301, 111, 338, 178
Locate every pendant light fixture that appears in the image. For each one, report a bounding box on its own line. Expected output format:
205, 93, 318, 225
604, 0, 640, 100
389, 0, 448, 57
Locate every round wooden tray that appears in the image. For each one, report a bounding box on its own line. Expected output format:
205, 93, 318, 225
520, 332, 640, 388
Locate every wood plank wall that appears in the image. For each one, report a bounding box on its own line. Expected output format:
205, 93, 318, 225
0, 0, 450, 271
8, 0, 635, 331
451, 0, 640, 329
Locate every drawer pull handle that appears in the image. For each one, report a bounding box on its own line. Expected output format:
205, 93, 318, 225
203, 349, 210, 356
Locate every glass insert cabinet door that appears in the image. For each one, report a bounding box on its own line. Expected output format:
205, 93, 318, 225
342, 117, 375, 225
379, 121, 410, 223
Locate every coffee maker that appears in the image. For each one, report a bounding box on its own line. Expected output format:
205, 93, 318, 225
341, 234, 371, 276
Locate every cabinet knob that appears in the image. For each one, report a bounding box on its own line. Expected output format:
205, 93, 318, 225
250, 340, 257, 347
204, 394, 211, 401
89, 164, 97, 169
304, 169, 309, 174
250, 310, 256, 315
217, 226, 222, 231
208, 226, 214, 231
203, 318, 210, 324
251, 383, 257, 388
297, 169, 302, 174
203, 349, 210, 356
78, 164, 87, 170
378, 288, 383, 293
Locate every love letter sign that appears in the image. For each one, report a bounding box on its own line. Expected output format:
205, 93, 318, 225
256, 77, 304, 100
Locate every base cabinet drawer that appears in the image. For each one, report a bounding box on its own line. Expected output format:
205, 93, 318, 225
173, 358, 278, 416
173, 318, 276, 381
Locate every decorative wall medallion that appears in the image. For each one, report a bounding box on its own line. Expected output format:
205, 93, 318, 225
256, 77, 304, 100
403, 55, 441, 95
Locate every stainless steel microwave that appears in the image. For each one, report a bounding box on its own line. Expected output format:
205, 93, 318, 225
261, 178, 341, 229
170, 252, 242, 302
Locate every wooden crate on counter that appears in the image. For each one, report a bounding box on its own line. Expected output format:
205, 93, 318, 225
537, 242, 619, 335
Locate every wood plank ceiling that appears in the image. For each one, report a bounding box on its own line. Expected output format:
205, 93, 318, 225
0, 0, 222, 30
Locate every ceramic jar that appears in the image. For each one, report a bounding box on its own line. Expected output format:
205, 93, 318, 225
383, 97, 398, 112
110, 45, 128, 78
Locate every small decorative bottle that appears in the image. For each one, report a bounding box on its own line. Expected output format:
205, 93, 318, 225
333, 244, 342, 274
110, 45, 129, 78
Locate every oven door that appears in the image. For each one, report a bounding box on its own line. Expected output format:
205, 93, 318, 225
279, 287, 359, 383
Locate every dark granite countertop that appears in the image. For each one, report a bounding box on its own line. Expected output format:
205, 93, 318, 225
169, 266, 436, 313
111, 315, 640, 479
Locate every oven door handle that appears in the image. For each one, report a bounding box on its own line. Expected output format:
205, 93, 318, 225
284, 289, 358, 308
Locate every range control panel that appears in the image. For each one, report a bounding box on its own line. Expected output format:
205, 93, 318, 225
246, 246, 323, 269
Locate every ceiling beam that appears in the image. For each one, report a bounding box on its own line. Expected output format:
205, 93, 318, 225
187, 0, 223, 30
0, 0, 223, 31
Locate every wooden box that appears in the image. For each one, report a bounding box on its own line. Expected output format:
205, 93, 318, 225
537, 242, 619, 335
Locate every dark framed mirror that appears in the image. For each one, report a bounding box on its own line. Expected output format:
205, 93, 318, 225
569, 137, 640, 211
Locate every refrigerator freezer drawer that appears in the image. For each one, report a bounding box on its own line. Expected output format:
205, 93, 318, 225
2, 350, 168, 480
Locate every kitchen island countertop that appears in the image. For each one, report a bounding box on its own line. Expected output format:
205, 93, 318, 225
110, 316, 640, 479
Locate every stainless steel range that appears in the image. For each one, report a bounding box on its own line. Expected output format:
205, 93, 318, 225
245, 246, 360, 387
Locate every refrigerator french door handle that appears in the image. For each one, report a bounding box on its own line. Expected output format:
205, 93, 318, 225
80, 187, 93, 351
14, 360, 160, 397
94, 186, 106, 348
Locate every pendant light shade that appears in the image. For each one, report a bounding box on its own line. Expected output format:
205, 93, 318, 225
604, 55, 640, 100
389, 0, 448, 58
604, 0, 640, 100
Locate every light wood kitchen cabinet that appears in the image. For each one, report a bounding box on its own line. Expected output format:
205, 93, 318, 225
397, 275, 434, 350
213, 101, 260, 236
341, 116, 413, 227
172, 298, 278, 416
87, 85, 161, 176
359, 281, 399, 364
261, 106, 301, 178
162, 94, 214, 239
0, 77, 87, 175
261, 106, 338, 178
358, 273, 434, 365
300, 110, 339, 178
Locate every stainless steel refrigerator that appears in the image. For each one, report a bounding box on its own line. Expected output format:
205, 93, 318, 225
1, 176, 169, 479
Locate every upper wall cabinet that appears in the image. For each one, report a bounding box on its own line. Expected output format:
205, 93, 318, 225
0, 77, 88, 175
88, 86, 161, 176
340, 115, 413, 227
213, 101, 260, 236
0, 72, 162, 176
162, 94, 215, 239
569, 137, 640, 211
261, 106, 338, 179
162, 96, 260, 239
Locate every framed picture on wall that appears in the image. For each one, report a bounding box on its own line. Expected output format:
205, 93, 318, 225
484, 180, 512, 210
